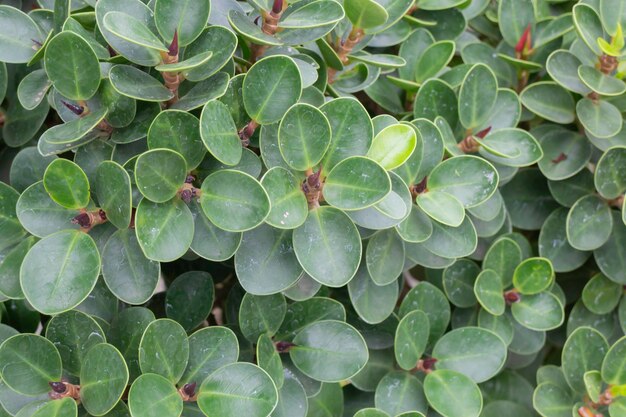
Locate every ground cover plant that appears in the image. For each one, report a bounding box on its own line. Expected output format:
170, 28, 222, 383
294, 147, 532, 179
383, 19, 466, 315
0, 0, 625, 416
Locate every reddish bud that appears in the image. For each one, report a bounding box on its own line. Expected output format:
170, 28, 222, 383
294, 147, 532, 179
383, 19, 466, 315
515, 24, 532, 54
475, 126, 492, 139
307, 169, 322, 188
272, 0, 283, 14
185, 175, 196, 184
61, 100, 84, 116
504, 290, 521, 304
413, 177, 428, 194
180, 189, 193, 203
71, 212, 92, 228
182, 382, 197, 397
551, 152, 567, 164
98, 209, 107, 221
49, 382, 67, 394
168, 30, 179, 57
275, 341, 296, 353
422, 357, 437, 371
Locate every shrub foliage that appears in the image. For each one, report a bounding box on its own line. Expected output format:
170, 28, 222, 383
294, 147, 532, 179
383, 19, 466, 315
0, 0, 625, 416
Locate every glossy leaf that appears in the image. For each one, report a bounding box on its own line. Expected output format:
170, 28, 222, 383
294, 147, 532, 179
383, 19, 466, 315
80, 343, 129, 416
139, 319, 189, 383
423, 370, 482, 417
43, 159, 90, 209
128, 373, 183, 417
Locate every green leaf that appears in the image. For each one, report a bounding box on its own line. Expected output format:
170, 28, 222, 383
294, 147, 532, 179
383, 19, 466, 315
44, 310, 105, 376
243, 56, 302, 124
582, 273, 622, 315
501, 168, 559, 230
80, 343, 129, 416
238, 293, 286, 342
546, 50, 591, 95
154, 0, 210, 46
148, 110, 205, 170
324, 156, 391, 210
579, 65, 626, 96
261, 167, 308, 229
343, 0, 389, 30
139, 319, 189, 383
102, 229, 160, 304
278, 103, 331, 171
348, 262, 398, 324
511, 292, 564, 331
321, 98, 373, 171
135, 149, 187, 203
197, 363, 278, 417
180, 327, 239, 386
424, 370, 482, 417
96, 161, 132, 229
17, 69, 52, 111
562, 327, 609, 393
269, 374, 307, 417
128, 373, 183, 417
433, 327, 507, 383
394, 310, 429, 370
601, 335, 626, 385
44, 32, 100, 101
513, 257, 554, 295
17, 398, 77, 417
354, 409, 391, 417
110, 65, 174, 102
422, 214, 477, 259
235, 224, 303, 295
474, 269, 505, 315
165, 271, 214, 331
477, 129, 543, 167
200, 169, 270, 232
183, 26, 237, 82
498, 0, 534, 47
374, 371, 428, 416
573, 4, 604, 55
577, 98, 623, 138
0, 182, 26, 251
395, 204, 433, 243
567, 195, 613, 250
0, 5, 44, 63
189, 199, 242, 261
399, 282, 450, 345
276, 296, 346, 340
533, 382, 573, 417
279, 0, 344, 29
43, 159, 90, 209
0, 236, 34, 299
103, 11, 167, 52
108, 307, 155, 381
367, 124, 417, 170
135, 197, 194, 262
290, 320, 368, 382
520, 82, 575, 124
227, 10, 283, 47
257, 334, 283, 389
412, 79, 458, 127
428, 156, 499, 208
0, 334, 62, 395
200, 100, 242, 166
537, 128, 592, 181
443, 259, 479, 308
366, 229, 405, 285
39, 106, 108, 146
21, 230, 100, 315
595, 146, 626, 199
483, 237, 523, 288
458, 64, 498, 131
293, 206, 362, 287
16, 181, 80, 238
414, 41, 455, 84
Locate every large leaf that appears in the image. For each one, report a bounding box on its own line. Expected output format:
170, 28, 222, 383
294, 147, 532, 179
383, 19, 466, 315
562, 327, 608, 393
139, 319, 189, 383
43, 159, 90, 209
147, 110, 205, 170
424, 370, 482, 417
154, 0, 210, 46
128, 373, 183, 417
292, 206, 362, 287
200, 100, 242, 166
197, 363, 278, 417
290, 320, 368, 382
44, 32, 100, 100
458, 64, 498, 130
278, 103, 331, 171
135, 149, 187, 203
0, 334, 62, 395
80, 343, 129, 416
0, 5, 44, 63
200, 170, 270, 232
243, 56, 302, 124
21, 230, 100, 315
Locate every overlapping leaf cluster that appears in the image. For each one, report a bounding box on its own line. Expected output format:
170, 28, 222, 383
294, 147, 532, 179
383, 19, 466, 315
0, 0, 625, 416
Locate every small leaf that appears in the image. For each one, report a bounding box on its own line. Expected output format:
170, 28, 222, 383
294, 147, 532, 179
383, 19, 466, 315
513, 257, 554, 295
43, 159, 90, 209
139, 319, 189, 383
80, 343, 129, 416
424, 370, 482, 417
128, 373, 183, 417
367, 124, 417, 170
279, 103, 331, 171
200, 100, 242, 166
394, 310, 429, 370
135, 149, 187, 203
343, 0, 389, 30
458, 64, 498, 130
511, 292, 564, 331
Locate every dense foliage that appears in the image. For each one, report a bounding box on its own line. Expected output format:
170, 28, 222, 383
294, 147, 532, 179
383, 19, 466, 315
0, 0, 625, 416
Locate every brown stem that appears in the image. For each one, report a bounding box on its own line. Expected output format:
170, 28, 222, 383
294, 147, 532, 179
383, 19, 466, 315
178, 383, 198, 402
302, 168, 324, 209
328, 28, 364, 84
238, 120, 259, 147
71, 209, 108, 232
599, 54, 618, 75
458, 135, 480, 153
607, 195, 625, 208
517, 70, 530, 93
251, 1, 285, 61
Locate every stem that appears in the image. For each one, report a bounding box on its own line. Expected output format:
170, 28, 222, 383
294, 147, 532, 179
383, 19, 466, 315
238, 120, 259, 147
327, 27, 364, 84
49, 382, 81, 401
71, 209, 108, 232
302, 168, 323, 209
161, 31, 181, 107
251, 0, 286, 61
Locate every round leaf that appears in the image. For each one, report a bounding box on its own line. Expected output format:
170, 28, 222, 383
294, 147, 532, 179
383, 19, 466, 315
80, 343, 129, 416
21, 230, 100, 315
394, 310, 429, 370
601, 336, 626, 385
43, 159, 90, 209
110, 65, 174, 102
458, 64, 498, 130
520, 82, 575, 124
474, 269, 505, 316
180, 327, 239, 386
0, 5, 44, 63
238, 293, 286, 342
96, 161, 132, 229
278, 103, 331, 171
423, 370, 482, 417
261, 167, 308, 229
348, 262, 398, 324
128, 373, 183, 417
293, 206, 362, 287
200, 100, 242, 166
343, 0, 389, 30
562, 327, 609, 393
374, 371, 428, 416
135, 149, 187, 203
290, 320, 368, 382
567, 195, 613, 250
367, 124, 417, 170
513, 257, 554, 295
148, 110, 205, 170
243, 56, 302, 124
511, 292, 564, 331
200, 170, 270, 232
165, 271, 214, 331
577, 98, 623, 138
154, 0, 210, 46
139, 319, 189, 383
